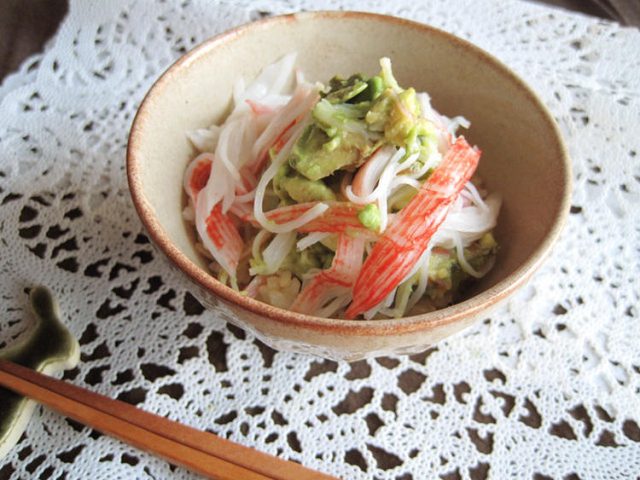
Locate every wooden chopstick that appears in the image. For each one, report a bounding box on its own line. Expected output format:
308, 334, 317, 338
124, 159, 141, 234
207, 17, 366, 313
0, 359, 336, 480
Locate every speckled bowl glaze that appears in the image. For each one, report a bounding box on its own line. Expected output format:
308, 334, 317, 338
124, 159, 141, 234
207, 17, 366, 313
127, 11, 571, 361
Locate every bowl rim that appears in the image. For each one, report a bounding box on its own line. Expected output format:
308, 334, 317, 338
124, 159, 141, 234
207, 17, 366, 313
126, 10, 572, 336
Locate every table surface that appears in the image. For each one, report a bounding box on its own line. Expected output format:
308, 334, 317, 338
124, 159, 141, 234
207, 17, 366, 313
0, 0, 640, 480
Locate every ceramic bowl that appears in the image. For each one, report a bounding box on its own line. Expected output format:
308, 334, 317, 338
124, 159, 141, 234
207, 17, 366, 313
127, 11, 571, 361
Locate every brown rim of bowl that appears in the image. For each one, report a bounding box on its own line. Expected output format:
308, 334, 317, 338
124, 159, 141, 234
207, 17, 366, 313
127, 10, 572, 336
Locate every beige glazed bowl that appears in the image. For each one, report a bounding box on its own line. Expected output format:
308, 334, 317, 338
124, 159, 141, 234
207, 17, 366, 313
127, 11, 571, 361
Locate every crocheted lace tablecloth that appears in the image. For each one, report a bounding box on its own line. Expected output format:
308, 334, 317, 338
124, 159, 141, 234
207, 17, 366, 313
1, 1, 639, 478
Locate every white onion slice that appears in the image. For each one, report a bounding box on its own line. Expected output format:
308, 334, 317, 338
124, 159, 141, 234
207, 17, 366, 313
451, 231, 482, 278
252, 86, 318, 161
314, 294, 352, 318
297, 232, 331, 251
187, 125, 220, 153
251, 231, 297, 276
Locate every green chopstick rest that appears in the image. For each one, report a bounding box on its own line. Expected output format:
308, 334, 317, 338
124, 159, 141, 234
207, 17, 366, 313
0, 286, 80, 459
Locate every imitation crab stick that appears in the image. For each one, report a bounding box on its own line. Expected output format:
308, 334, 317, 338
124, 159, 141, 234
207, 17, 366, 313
266, 202, 369, 234
187, 154, 244, 278
290, 234, 365, 315
201, 203, 244, 277
184, 153, 213, 204
344, 137, 480, 318
240, 202, 376, 236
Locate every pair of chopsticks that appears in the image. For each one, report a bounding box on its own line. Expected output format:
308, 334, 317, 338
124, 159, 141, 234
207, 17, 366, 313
0, 360, 336, 480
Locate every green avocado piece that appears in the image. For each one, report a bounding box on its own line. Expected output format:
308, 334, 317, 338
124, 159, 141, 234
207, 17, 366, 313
385, 88, 421, 145
289, 124, 360, 181
426, 234, 499, 303
280, 175, 336, 203
357, 203, 381, 232
351, 75, 384, 103
479, 232, 498, 250
323, 74, 369, 104
312, 100, 373, 153
0, 287, 80, 460
428, 250, 458, 289
466, 232, 499, 271
272, 163, 294, 204
365, 84, 438, 165
282, 242, 334, 277
366, 87, 426, 143
365, 88, 394, 132
388, 184, 419, 212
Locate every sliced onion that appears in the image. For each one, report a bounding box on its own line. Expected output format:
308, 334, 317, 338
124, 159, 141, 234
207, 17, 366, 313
297, 232, 331, 251
461, 180, 489, 210
314, 294, 351, 318
234, 53, 297, 110
215, 119, 242, 182
406, 253, 432, 313
252, 86, 318, 161
345, 146, 396, 204
186, 125, 220, 153
451, 231, 483, 278
255, 231, 297, 276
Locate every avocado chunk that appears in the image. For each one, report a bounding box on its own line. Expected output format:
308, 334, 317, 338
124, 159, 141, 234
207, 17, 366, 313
357, 203, 381, 232
365, 88, 394, 132
466, 232, 498, 271
273, 163, 336, 203
385, 88, 422, 145
323, 74, 386, 104
351, 75, 385, 103
428, 249, 458, 289
323, 74, 369, 104
289, 124, 361, 181
281, 242, 334, 277
272, 163, 293, 204
280, 174, 336, 203
427, 235, 499, 302
289, 59, 438, 182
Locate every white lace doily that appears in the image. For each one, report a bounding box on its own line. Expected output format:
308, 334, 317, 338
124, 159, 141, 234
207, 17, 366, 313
1, 1, 639, 478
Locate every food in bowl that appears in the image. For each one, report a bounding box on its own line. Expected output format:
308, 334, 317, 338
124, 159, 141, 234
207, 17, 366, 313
182, 54, 501, 319
128, 11, 571, 359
